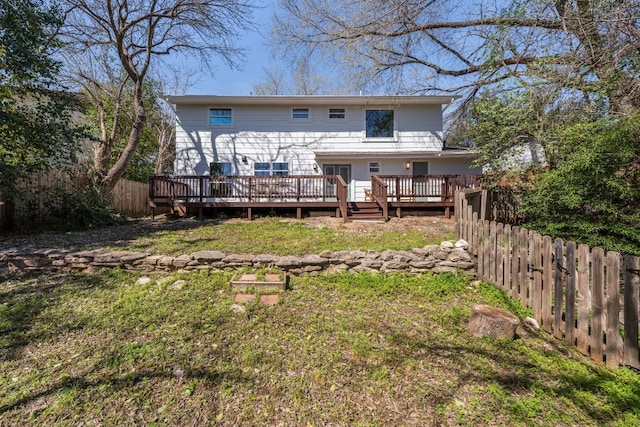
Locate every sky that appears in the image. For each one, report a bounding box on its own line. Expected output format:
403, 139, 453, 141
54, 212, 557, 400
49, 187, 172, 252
186, 1, 277, 96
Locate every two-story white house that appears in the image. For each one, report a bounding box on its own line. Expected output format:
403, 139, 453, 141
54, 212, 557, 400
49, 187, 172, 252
156, 95, 480, 220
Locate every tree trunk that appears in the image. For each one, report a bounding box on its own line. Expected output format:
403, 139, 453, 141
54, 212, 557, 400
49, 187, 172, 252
100, 80, 146, 190
468, 304, 520, 340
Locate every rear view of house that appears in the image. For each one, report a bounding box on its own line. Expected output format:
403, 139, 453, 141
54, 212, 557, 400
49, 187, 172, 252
154, 95, 481, 220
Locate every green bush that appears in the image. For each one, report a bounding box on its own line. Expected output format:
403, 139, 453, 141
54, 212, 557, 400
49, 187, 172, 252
520, 116, 640, 256
13, 175, 124, 232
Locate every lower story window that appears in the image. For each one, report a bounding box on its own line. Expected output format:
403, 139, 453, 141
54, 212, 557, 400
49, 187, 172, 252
272, 162, 289, 176
210, 162, 232, 176
368, 161, 380, 173
254, 162, 289, 176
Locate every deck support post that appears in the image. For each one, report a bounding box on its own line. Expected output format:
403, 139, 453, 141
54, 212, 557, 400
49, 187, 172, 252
297, 207, 302, 219
444, 207, 451, 219
396, 207, 402, 218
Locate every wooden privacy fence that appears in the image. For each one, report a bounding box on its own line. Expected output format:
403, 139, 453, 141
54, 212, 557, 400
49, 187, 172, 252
0, 171, 150, 230
456, 188, 640, 369
112, 178, 149, 217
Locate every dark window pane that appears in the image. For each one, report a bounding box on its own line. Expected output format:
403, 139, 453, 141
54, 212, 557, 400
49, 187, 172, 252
366, 109, 394, 138
209, 108, 232, 125
292, 108, 309, 119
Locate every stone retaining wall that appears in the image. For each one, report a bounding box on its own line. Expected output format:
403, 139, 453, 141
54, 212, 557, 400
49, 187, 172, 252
0, 240, 474, 276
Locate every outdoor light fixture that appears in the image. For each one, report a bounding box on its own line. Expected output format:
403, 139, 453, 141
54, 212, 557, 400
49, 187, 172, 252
242, 156, 248, 164
405, 161, 411, 169
313, 163, 319, 172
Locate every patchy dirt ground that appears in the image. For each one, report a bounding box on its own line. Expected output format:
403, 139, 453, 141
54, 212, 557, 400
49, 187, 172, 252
0, 213, 456, 251
284, 214, 456, 234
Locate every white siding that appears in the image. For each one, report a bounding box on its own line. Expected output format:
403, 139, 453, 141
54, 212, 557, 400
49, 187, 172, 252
175, 103, 447, 176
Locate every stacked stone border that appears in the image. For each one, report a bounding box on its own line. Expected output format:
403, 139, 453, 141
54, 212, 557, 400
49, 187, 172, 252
0, 240, 474, 276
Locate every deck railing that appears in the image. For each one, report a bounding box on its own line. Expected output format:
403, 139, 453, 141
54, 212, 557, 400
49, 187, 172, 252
377, 174, 479, 201
150, 175, 345, 202
335, 175, 348, 221
371, 176, 389, 218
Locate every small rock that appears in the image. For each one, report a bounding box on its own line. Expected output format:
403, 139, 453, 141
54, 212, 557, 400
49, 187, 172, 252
440, 241, 455, 249
173, 368, 184, 379
170, 279, 185, 290
136, 277, 151, 285
455, 239, 469, 249
524, 317, 540, 330
231, 304, 246, 313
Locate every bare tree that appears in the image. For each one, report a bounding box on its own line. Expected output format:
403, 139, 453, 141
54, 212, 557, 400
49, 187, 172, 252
252, 57, 353, 95
275, 0, 640, 113
61, 0, 253, 189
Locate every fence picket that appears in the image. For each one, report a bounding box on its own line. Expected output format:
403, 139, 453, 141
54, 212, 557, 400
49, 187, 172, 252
623, 255, 640, 369
504, 224, 512, 297
471, 211, 478, 257
576, 244, 591, 356
542, 236, 553, 332
591, 248, 605, 363
489, 221, 497, 283
565, 242, 576, 347
511, 226, 520, 300
605, 252, 622, 367
531, 233, 543, 323
477, 219, 485, 280
496, 223, 504, 290
520, 227, 529, 307
483, 221, 491, 280
553, 238, 565, 339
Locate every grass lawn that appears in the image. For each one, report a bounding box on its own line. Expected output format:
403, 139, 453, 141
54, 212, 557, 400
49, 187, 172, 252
1, 269, 639, 426
0, 216, 454, 256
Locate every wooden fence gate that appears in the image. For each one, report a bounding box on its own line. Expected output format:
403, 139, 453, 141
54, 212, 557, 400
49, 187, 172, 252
456, 189, 640, 369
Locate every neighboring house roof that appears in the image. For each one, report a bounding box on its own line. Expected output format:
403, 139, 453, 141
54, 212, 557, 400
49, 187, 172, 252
164, 94, 459, 107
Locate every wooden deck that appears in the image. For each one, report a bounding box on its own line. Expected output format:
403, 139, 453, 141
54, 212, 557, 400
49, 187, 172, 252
149, 174, 479, 221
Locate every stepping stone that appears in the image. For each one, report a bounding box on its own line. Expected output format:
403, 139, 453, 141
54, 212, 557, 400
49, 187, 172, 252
230, 272, 287, 291
259, 294, 279, 306
234, 293, 256, 304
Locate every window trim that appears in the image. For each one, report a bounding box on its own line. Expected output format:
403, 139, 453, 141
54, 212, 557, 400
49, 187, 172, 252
364, 108, 395, 140
208, 108, 234, 126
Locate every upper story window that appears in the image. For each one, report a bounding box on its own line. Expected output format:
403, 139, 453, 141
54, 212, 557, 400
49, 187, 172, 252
329, 108, 346, 120
365, 109, 394, 138
209, 108, 233, 125
368, 161, 380, 173
292, 107, 310, 120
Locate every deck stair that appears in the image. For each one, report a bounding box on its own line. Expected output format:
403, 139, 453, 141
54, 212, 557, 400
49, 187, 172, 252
348, 202, 387, 222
